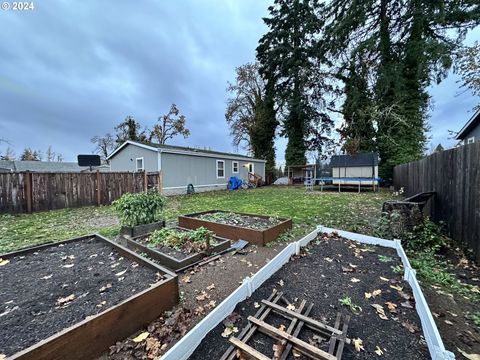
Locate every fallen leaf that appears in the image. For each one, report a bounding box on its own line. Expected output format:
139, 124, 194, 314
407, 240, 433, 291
371, 304, 388, 320
349, 263, 358, 268
273, 342, 285, 359
254, 302, 260, 308
353, 338, 364, 352
206, 283, 215, 290
132, 331, 149, 343
324, 257, 333, 262
0, 259, 10, 266
402, 321, 419, 333
99, 283, 112, 292
372, 289, 382, 297
342, 266, 354, 273
456, 347, 480, 360
389, 284, 403, 291
181, 276, 191, 283
278, 324, 287, 332
292, 349, 301, 357
115, 269, 127, 277
401, 301, 414, 309
196, 291, 209, 301
221, 326, 238, 338
351, 278, 361, 283
385, 302, 397, 311
96, 301, 107, 307
375, 346, 384, 356
278, 279, 285, 287
365, 292, 372, 299
0, 354, 6, 360
206, 300, 216, 309
41, 274, 53, 280
444, 320, 454, 325
287, 304, 296, 311
380, 276, 389, 282
56, 294, 75, 306
62, 264, 74, 268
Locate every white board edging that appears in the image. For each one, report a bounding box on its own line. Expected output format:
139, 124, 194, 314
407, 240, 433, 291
161, 226, 454, 360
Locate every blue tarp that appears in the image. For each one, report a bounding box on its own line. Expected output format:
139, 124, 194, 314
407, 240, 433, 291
228, 176, 243, 191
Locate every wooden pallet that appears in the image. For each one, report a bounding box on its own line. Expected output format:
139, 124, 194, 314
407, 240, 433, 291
223, 292, 350, 360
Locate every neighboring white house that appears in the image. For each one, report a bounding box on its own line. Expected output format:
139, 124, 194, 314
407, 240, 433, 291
456, 108, 480, 146
107, 140, 266, 195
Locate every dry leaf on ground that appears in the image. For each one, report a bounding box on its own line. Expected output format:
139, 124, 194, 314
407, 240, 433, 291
0, 259, 10, 266
221, 326, 238, 338
287, 304, 296, 311
181, 276, 191, 283
56, 294, 75, 306
351, 278, 361, 283
353, 338, 364, 352
132, 331, 149, 343
402, 321, 419, 333
375, 346, 384, 355
371, 304, 388, 320
457, 348, 480, 360
206, 283, 215, 290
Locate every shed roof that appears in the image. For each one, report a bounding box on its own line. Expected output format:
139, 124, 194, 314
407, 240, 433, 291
456, 108, 480, 140
330, 152, 379, 168
107, 140, 267, 162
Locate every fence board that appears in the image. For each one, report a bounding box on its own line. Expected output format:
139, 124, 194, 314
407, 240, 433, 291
0, 171, 152, 214
394, 143, 480, 261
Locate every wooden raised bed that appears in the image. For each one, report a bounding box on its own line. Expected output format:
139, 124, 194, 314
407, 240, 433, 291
120, 219, 166, 238
178, 210, 292, 246
125, 226, 231, 271
0, 234, 179, 360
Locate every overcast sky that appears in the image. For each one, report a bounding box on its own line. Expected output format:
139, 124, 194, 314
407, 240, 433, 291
0, 1, 478, 165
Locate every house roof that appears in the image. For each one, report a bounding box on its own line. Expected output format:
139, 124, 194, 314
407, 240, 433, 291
107, 140, 267, 162
330, 152, 379, 168
0, 160, 110, 172
456, 108, 480, 140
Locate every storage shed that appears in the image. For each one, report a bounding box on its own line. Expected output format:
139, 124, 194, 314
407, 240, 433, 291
330, 152, 379, 186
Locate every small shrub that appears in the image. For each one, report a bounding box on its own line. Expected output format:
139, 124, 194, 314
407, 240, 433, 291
403, 219, 447, 253
113, 188, 165, 227
148, 226, 214, 253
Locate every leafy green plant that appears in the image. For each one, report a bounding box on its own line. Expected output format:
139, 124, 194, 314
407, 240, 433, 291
339, 296, 362, 315
466, 311, 480, 327
113, 188, 165, 227
378, 255, 393, 263
403, 219, 447, 253
148, 226, 214, 253
391, 265, 403, 273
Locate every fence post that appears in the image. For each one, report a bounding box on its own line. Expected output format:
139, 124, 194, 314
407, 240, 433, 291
96, 170, 101, 206
143, 171, 148, 192
25, 171, 33, 213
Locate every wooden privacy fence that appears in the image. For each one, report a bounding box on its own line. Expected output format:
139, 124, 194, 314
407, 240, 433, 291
0, 171, 162, 214
393, 142, 480, 261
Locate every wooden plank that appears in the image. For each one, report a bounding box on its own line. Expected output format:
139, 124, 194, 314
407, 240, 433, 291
248, 316, 336, 360
279, 303, 314, 360
221, 291, 282, 360
25, 171, 33, 213
328, 313, 341, 354
335, 315, 350, 359
228, 337, 270, 360
261, 300, 343, 336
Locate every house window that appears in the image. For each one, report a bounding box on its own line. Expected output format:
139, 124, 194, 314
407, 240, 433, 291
248, 163, 254, 173
216, 160, 225, 178
136, 157, 144, 172
232, 161, 239, 173
468, 137, 475, 144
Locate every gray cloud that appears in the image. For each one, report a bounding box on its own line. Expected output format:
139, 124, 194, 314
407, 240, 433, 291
0, 2, 478, 165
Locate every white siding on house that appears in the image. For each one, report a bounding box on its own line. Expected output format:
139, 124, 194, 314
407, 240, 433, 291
332, 166, 378, 185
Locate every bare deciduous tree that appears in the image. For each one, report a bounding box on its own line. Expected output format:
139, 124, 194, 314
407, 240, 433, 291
91, 133, 115, 163
149, 104, 190, 145
0, 147, 16, 160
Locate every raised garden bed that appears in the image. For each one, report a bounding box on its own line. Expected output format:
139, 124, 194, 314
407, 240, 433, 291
0, 234, 178, 360
189, 233, 430, 359
120, 219, 166, 238
178, 210, 292, 246
124, 226, 231, 271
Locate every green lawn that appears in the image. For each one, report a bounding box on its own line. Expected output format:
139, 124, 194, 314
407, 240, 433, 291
0, 186, 391, 253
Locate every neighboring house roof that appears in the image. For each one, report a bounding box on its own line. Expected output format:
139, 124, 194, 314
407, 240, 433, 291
456, 108, 480, 140
107, 140, 267, 162
0, 160, 110, 172
330, 152, 379, 168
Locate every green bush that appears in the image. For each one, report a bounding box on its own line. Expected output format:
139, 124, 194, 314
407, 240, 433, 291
113, 188, 165, 227
403, 219, 447, 253
148, 226, 214, 252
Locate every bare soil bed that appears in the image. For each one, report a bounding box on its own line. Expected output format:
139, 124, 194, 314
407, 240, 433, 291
0, 237, 161, 357
189, 233, 430, 359
194, 211, 282, 230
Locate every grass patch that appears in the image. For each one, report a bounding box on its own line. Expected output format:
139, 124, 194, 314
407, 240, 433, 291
0, 186, 390, 253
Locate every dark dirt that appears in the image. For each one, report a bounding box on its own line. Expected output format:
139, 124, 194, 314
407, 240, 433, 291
0, 237, 160, 357
194, 211, 282, 230
98, 240, 289, 359
189, 234, 430, 360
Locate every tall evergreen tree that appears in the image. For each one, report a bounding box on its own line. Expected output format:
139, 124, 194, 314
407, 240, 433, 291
114, 116, 147, 146
323, 0, 480, 179
257, 0, 333, 166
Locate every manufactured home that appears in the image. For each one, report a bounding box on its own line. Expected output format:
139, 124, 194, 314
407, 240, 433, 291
107, 140, 266, 195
